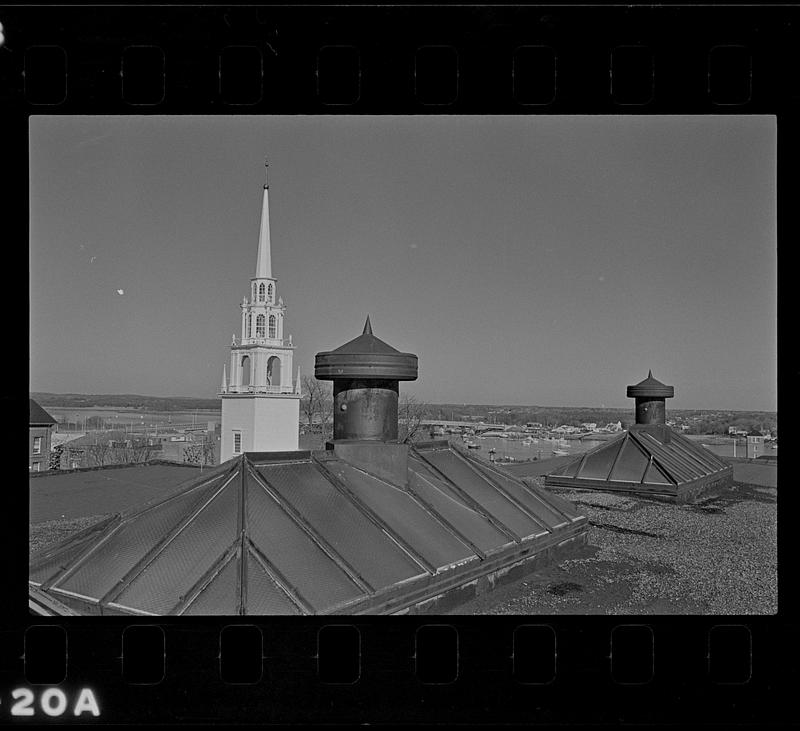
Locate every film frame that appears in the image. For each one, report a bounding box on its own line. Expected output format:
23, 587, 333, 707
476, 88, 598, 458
4, 2, 793, 726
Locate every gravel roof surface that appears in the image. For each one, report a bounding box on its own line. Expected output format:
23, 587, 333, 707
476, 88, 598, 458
29, 514, 111, 555
448, 478, 777, 615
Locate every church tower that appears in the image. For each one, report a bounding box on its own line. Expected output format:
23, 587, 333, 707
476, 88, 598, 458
219, 162, 301, 462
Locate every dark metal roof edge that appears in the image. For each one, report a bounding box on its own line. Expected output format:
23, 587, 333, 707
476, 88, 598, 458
544, 474, 677, 496
339, 519, 588, 615
245, 450, 313, 463
29, 584, 80, 616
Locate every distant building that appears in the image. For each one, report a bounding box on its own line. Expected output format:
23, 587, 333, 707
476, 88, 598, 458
219, 163, 301, 462
581, 423, 597, 431
29, 399, 56, 472
746, 435, 766, 459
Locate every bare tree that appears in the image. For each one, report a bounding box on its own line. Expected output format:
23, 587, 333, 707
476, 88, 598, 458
86, 442, 110, 467
398, 393, 429, 443
301, 375, 333, 444
49, 443, 64, 471
183, 440, 216, 466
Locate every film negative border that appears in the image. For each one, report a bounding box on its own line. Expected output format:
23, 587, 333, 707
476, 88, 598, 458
0, 619, 790, 724
0, 5, 798, 112
4, 2, 794, 727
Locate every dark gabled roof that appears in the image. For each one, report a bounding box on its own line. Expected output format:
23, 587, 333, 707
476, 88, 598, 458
30, 442, 587, 615
30, 399, 57, 426
545, 425, 732, 497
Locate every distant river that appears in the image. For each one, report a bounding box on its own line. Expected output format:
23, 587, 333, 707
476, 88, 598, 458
47, 406, 222, 430
462, 435, 608, 463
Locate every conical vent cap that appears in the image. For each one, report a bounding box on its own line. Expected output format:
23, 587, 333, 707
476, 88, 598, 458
315, 316, 418, 381
626, 370, 675, 399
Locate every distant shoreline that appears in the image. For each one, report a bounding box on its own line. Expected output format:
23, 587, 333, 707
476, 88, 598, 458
32, 392, 776, 416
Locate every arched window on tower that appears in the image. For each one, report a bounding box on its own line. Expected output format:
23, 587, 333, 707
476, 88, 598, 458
258, 283, 266, 302
241, 355, 251, 386
268, 315, 276, 339
247, 314, 252, 339
256, 314, 265, 337
267, 283, 274, 302
267, 356, 282, 388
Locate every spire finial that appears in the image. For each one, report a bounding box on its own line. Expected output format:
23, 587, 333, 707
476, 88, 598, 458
264, 158, 269, 189
256, 164, 272, 278
363, 315, 373, 336
648, 369, 653, 378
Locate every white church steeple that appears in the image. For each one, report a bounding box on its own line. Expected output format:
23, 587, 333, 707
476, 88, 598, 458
255, 160, 272, 279
219, 163, 300, 462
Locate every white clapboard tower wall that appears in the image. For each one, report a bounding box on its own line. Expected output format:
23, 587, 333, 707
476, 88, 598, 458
219, 162, 300, 462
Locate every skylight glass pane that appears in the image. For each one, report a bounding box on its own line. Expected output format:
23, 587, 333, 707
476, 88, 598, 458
257, 464, 425, 592
332, 462, 476, 570
468, 460, 569, 530
58, 478, 226, 600
577, 440, 623, 480
244, 475, 364, 613
609, 439, 649, 483
182, 555, 239, 615
408, 457, 511, 553
421, 450, 544, 539
643, 461, 673, 485
558, 458, 581, 478
245, 550, 302, 615
114, 481, 239, 614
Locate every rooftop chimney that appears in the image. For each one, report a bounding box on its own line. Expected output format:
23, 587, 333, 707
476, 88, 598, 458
315, 316, 418, 441
626, 370, 674, 426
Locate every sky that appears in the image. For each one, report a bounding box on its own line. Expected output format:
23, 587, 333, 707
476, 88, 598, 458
29, 115, 777, 411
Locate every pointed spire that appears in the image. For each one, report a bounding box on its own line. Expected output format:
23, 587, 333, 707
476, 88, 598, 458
363, 315, 373, 336
255, 164, 272, 279
648, 369, 653, 379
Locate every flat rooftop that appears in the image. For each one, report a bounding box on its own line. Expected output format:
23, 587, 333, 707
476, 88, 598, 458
29, 462, 202, 523
450, 467, 777, 615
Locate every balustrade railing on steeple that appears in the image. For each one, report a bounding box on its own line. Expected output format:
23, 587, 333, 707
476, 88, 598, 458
232, 336, 294, 348
221, 384, 296, 395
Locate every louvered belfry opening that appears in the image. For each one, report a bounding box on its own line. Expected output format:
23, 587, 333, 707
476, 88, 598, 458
545, 372, 733, 502
30, 319, 590, 615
